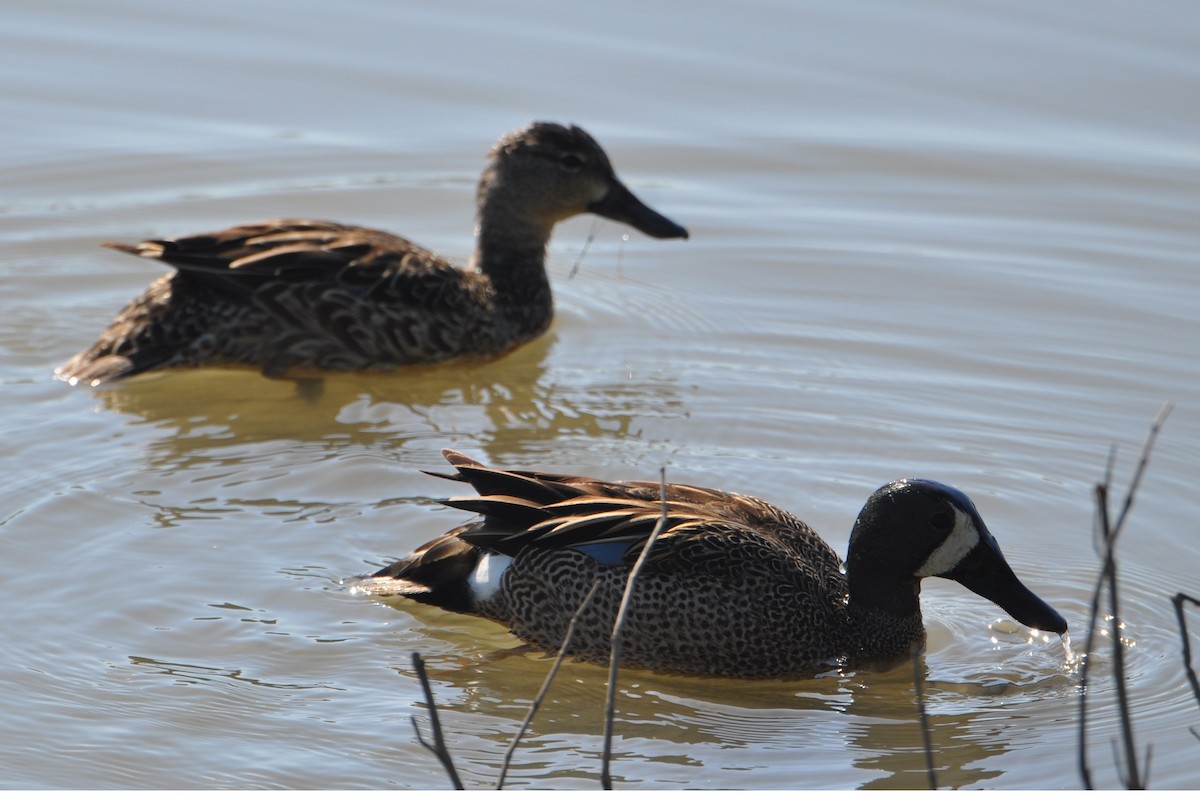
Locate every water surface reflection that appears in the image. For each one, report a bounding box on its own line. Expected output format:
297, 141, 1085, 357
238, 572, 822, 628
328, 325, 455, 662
393, 638, 1073, 789
81, 329, 686, 470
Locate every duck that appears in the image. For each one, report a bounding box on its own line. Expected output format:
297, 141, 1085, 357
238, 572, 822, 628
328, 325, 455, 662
55, 122, 688, 386
355, 450, 1068, 678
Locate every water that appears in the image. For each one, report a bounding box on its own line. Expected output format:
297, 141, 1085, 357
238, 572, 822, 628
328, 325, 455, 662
3, 0, 1199, 788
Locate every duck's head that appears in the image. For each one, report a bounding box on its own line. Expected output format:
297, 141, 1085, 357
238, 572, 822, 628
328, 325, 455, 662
846, 479, 1067, 634
478, 121, 688, 240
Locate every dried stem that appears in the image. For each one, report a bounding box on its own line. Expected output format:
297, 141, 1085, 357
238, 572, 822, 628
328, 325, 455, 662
410, 651, 464, 790
497, 578, 602, 790
1099, 484, 1141, 789
1171, 593, 1200, 711
601, 466, 670, 790
1077, 492, 1103, 788
1077, 403, 1169, 790
1109, 403, 1171, 537
568, 218, 599, 279
911, 645, 938, 789
1078, 460, 1118, 788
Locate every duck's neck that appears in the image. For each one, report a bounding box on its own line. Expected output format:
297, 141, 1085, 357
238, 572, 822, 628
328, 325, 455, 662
470, 216, 554, 338
844, 568, 927, 660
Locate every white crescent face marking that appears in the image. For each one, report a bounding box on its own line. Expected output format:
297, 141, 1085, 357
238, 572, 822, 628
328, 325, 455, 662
915, 505, 980, 577
469, 552, 512, 602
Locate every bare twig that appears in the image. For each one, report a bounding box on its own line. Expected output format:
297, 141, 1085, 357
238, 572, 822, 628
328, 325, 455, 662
601, 466, 670, 790
1077, 481, 1106, 789
411, 652, 464, 790
911, 645, 938, 789
1171, 593, 1200, 710
1112, 403, 1172, 533
1077, 403, 1170, 790
497, 578, 602, 790
1099, 484, 1141, 789
567, 219, 600, 280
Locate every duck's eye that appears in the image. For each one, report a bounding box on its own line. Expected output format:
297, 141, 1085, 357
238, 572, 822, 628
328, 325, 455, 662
930, 510, 955, 532
560, 153, 584, 171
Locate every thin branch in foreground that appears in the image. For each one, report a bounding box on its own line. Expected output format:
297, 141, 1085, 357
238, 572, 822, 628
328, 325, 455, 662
567, 218, 600, 280
1171, 592, 1200, 710
601, 466, 671, 790
1099, 484, 1141, 790
1076, 403, 1170, 790
1077, 481, 1108, 789
497, 578, 602, 790
1110, 402, 1172, 537
410, 652, 464, 790
911, 645, 938, 790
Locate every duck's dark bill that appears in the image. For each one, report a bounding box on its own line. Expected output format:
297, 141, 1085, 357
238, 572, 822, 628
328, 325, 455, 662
948, 538, 1068, 634
589, 179, 689, 240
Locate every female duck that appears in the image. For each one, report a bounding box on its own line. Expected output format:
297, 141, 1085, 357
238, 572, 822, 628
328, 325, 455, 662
56, 122, 688, 385
357, 450, 1067, 678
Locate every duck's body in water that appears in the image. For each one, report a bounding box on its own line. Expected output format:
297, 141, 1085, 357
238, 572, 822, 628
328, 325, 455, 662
355, 450, 1068, 678
56, 122, 688, 385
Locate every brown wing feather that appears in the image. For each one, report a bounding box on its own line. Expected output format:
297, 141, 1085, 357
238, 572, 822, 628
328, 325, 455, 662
354, 524, 482, 612
358, 450, 848, 639
436, 449, 845, 576
117, 220, 462, 297
61, 221, 498, 382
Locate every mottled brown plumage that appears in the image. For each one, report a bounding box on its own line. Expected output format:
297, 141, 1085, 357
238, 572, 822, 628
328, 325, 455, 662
356, 450, 1067, 678
56, 123, 687, 385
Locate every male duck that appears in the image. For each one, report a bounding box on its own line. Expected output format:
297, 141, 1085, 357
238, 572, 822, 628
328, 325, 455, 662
56, 122, 688, 386
356, 450, 1068, 678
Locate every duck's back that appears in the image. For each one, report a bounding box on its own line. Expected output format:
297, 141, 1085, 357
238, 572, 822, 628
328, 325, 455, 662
365, 452, 856, 677
56, 220, 499, 383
